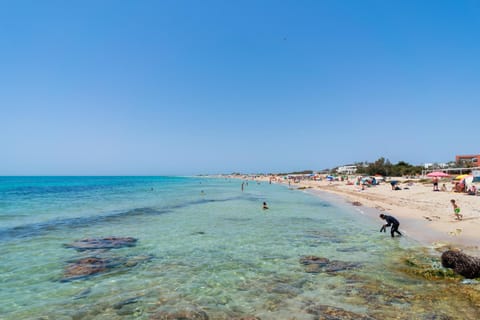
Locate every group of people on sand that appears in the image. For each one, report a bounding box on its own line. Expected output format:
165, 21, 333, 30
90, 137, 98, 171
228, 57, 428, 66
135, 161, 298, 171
433, 177, 478, 195
433, 177, 452, 192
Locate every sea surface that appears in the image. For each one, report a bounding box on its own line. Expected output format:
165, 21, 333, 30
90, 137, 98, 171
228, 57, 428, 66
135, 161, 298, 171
0, 176, 479, 320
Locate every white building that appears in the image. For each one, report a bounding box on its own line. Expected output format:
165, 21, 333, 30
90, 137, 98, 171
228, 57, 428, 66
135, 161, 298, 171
424, 162, 448, 169
336, 165, 357, 174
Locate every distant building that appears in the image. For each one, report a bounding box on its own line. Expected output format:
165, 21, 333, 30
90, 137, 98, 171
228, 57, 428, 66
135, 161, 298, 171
455, 154, 480, 164
424, 162, 448, 169
336, 165, 357, 174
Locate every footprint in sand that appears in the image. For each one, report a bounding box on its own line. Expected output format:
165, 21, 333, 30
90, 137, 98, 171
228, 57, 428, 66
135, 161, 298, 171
423, 216, 440, 221
448, 228, 462, 236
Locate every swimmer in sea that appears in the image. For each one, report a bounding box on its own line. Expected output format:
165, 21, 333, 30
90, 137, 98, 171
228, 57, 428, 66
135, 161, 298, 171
379, 213, 402, 238
263, 202, 269, 210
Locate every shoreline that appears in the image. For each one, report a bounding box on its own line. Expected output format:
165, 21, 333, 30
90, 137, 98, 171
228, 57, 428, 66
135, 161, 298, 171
311, 180, 479, 250
231, 175, 480, 253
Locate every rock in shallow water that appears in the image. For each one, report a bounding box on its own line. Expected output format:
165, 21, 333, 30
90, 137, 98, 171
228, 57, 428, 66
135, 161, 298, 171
441, 250, 480, 279
65, 236, 137, 251
324, 260, 362, 273
300, 256, 330, 266
398, 250, 458, 280
61, 255, 151, 282
62, 257, 118, 281
300, 255, 361, 274
113, 297, 140, 310
305, 304, 375, 320
149, 307, 209, 320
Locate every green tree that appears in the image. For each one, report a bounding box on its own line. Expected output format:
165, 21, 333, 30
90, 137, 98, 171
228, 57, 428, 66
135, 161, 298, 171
357, 158, 423, 177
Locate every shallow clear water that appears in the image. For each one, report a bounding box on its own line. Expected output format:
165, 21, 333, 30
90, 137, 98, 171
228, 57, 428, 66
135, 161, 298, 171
0, 176, 478, 319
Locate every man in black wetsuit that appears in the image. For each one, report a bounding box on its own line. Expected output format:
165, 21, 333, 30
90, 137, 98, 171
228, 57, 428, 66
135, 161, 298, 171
379, 213, 402, 238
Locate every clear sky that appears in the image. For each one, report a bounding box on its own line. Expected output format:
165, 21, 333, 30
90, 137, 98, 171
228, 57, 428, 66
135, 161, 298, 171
1, 0, 479, 175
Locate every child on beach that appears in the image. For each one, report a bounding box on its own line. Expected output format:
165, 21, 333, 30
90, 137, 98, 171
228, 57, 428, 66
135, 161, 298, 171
450, 199, 463, 220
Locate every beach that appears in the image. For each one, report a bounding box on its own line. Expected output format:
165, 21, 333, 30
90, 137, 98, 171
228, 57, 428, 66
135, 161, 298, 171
2, 176, 480, 319
251, 175, 480, 252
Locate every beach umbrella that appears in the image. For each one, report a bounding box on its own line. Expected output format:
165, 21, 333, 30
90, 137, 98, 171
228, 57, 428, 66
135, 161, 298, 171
455, 174, 471, 180
426, 171, 449, 177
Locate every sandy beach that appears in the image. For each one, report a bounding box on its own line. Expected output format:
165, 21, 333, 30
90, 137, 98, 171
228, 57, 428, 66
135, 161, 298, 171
247, 176, 480, 251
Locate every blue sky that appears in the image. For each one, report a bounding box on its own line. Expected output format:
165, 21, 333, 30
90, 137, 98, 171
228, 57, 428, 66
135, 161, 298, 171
1, 0, 479, 175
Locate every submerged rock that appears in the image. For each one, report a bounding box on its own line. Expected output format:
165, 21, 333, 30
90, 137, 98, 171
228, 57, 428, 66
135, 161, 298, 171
61, 254, 151, 282
398, 250, 459, 280
149, 307, 209, 320
72, 287, 92, 299
421, 314, 454, 320
113, 297, 141, 310
324, 260, 362, 273
305, 304, 375, 320
62, 257, 120, 281
268, 283, 302, 297
300, 256, 361, 274
336, 246, 364, 253
116, 303, 143, 316
441, 250, 480, 279
65, 236, 137, 251
299, 256, 330, 266
305, 264, 322, 273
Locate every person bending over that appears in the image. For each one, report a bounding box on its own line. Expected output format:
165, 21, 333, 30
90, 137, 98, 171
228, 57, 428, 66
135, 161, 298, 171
379, 213, 402, 238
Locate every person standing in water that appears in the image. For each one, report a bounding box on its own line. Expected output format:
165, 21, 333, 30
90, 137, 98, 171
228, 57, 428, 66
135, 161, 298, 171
379, 213, 402, 238
263, 202, 269, 210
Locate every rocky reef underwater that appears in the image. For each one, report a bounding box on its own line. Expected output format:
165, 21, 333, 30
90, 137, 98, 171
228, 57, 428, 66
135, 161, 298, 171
51, 235, 480, 320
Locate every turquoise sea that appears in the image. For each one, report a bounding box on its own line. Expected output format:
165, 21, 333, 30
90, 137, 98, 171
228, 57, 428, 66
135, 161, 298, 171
0, 176, 479, 320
